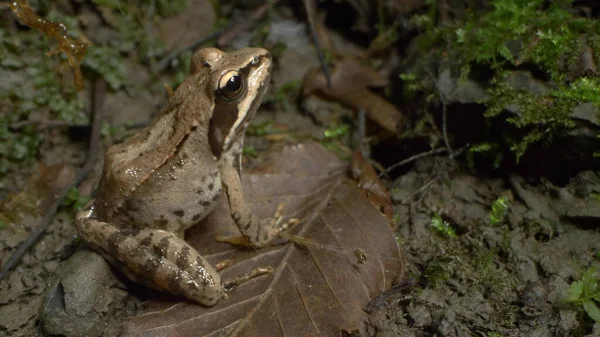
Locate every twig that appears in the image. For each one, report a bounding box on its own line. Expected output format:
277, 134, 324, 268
428, 70, 453, 154
143, 0, 156, 64
401, 172, 439, 205
356, 108, 367, 155
9, 119, 147, 132
0, 79, 106, 281
9, 120, 74, 129
145, 0, 155, 39
378, 148, 448, 178
303, 0, 332, 88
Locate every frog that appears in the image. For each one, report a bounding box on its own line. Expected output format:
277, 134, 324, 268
75, 47, 289, 306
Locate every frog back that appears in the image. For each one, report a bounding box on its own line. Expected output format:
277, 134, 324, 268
108, 129, 222, 233
94, 87, 213, 220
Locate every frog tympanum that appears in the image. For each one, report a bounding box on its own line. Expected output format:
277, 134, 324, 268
76, 48, 287, 306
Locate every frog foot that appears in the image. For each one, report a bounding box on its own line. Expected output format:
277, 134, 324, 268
268, 202, 300, 234
217, 202, 300, 248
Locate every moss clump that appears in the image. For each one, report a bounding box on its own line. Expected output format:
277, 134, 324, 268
423, 234, 518, 327
413, 0, 600, 160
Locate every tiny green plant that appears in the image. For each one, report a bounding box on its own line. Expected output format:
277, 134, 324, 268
431, 213, 457, 238
399, 72, 423, 99
266, 80, 300, 104
61, 187, 90, 213
247, 120, 273, 136
395, 233, 404, 246
567, 264, 600, 322
467, 142, 503, 170
490, 195, 510, 226
324, 124, 350, 138
242, 146, 258, 158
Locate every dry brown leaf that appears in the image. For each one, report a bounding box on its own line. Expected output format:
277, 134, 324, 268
123, 143, 403, 337
9, 0, 88, 90
302, 60, 404, 134
351, 151, 394, 222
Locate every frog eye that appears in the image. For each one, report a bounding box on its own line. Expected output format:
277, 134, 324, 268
218, 70, 244, 100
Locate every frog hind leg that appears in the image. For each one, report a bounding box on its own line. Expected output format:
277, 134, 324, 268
76, 218, 223, 306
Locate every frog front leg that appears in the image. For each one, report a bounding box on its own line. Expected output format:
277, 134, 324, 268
219, 155, 292, 248
75, 214, 224, 306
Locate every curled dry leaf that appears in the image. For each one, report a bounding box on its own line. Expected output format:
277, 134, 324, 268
302, 60, 404, 134
123, 143, 403, 337
351, 151, 394, 222
8, 0, 88, 90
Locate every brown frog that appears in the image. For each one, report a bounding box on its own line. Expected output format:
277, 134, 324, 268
76, 47, 287, 306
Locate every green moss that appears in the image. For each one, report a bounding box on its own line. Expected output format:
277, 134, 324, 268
399, 72, 423, 100
324, 124, 350, 139
0, 121, 42, 177
490, 196, 510, 226
467, 142, 503, 169
61, 187, 91, 213
422, 216, 518, 322
430, 213, 457, 238
413, 0, 600, 160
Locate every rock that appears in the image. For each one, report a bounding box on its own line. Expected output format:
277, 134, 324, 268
40, 249, 128, 337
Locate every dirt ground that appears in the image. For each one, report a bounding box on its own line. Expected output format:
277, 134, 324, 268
1, 1, 600, 337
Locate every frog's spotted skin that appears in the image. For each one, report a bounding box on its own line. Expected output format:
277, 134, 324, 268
76, 48, 285, 306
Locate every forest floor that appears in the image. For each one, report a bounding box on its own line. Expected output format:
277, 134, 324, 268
1, 1, 600, 337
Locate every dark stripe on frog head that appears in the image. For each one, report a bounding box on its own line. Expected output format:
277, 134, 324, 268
208, 55, 270, 158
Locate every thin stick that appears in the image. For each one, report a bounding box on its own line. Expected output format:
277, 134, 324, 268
428, 70, 453, 154
401, 173, 439, 204
378, 148, 448, 178
0, 79, 106, 281
303, 0, 332, 88
9, 120, 73, 129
